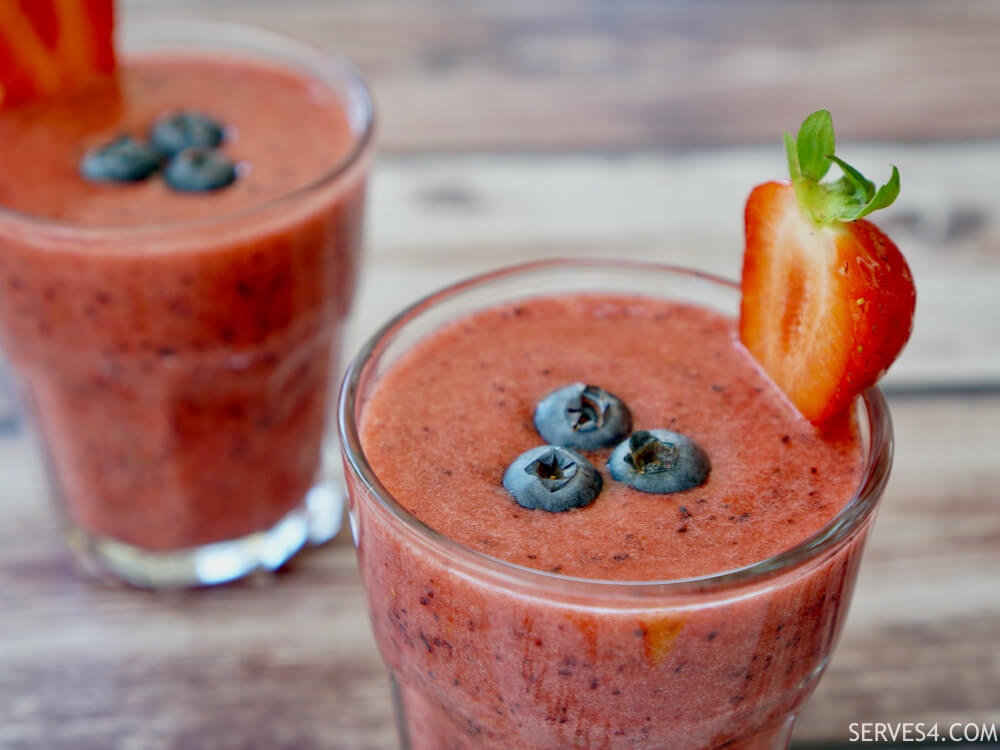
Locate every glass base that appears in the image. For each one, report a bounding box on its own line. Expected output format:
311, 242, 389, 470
64, 479, 345, 589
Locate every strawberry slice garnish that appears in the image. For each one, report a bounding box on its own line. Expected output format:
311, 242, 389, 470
739, 109, 916, 425
0, 0, 116, 108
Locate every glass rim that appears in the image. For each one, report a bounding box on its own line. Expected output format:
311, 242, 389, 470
0, 19, 376, 239
339, 257, 894, 598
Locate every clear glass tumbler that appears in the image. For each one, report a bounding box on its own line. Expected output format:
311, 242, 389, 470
0, 21, 374, 588
339, 259, 892, 749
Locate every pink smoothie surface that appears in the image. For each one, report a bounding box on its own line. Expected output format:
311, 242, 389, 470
360, 294, 864, 580
0, 54, 355, 226
0, 53, 367, 551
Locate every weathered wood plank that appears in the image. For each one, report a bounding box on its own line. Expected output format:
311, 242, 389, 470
348, 147, 1000, 390
120, 0, 1000, 152
0, 536, 396, 750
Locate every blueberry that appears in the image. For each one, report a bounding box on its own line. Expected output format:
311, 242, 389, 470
533, 383, 632, 451
150, 110, 226, 158
163, 148, 237, 192
79, 136, 161, 183
608, 429, 710, 494
503, 445, 603, 512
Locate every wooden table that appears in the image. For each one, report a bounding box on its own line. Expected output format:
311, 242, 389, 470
1, 1, 998, 747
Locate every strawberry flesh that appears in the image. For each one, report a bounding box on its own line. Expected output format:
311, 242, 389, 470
740, 180, 916, 425
0, 0, 116, 108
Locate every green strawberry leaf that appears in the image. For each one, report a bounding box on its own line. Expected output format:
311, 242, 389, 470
796, 109, 835, 182
784, 132, 801, 182
828, 156, 875, 200
855, 165, 900, 219
787, 110, 900, 225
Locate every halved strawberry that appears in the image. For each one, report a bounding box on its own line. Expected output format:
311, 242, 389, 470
0, 0, 116, 108
739, 109, 916, 425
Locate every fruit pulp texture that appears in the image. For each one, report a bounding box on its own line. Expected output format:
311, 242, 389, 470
0, 55, 366, 550
354, 294, 870, 749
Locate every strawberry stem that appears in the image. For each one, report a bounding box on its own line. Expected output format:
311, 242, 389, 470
785, 109, 900, 225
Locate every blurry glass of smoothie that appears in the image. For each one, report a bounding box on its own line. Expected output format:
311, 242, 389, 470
340, 260, 892, 749
0, 21, 374, 588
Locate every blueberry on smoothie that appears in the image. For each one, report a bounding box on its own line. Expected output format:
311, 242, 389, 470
164, 147, 237, 192
608, 429, 710, 494
503, 445, 603, 512
79, 135, 161, 183
534, 383, 632, 451
150, 110, 226, 158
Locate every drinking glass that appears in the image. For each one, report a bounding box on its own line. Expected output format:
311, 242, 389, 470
339, 259, 892, 749
0, 21, 374, 588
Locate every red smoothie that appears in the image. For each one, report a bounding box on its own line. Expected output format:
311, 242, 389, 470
0, 25, 372, 583
343, 262, 890, 749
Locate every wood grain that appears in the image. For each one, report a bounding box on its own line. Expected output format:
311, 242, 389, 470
349, 147, 1000, 391
0, 535, 395, 750
120, 0, 1000, 153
